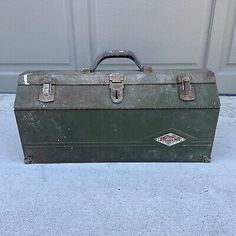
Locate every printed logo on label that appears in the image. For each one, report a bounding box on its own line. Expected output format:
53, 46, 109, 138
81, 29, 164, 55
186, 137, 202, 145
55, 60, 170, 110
154, 133, 185, 146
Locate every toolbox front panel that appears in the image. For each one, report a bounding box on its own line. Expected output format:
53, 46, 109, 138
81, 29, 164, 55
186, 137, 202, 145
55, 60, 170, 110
15, 109, 219, 163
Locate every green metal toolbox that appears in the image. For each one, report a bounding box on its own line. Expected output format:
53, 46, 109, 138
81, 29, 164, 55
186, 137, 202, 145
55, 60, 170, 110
14, 50, 220, 164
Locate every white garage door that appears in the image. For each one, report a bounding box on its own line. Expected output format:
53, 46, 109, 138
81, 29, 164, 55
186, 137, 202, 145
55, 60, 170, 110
0, 0, 235, 93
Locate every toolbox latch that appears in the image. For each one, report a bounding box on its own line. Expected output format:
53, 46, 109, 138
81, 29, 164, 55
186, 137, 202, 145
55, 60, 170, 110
39, 77, 55, 103
177, 75, 195, 101
109, 73, 124, 104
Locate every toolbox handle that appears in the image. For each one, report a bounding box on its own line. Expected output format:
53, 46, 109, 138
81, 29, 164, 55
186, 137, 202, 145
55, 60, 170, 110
90, 50, 152, 72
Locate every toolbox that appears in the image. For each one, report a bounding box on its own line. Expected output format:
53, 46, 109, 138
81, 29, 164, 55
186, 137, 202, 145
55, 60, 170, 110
14, 50, 220, 163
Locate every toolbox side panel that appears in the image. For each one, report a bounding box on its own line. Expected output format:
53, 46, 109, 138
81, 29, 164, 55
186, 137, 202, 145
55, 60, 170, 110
15, 109, 219, 163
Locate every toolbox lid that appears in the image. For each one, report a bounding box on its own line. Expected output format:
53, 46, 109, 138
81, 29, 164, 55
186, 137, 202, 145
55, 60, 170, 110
17, 69, 216, 86
15, 49, 220, 110
15, 69, 220, 110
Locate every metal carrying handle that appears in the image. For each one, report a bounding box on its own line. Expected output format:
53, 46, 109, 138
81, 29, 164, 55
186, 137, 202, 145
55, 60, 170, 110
90, 50, 149, 72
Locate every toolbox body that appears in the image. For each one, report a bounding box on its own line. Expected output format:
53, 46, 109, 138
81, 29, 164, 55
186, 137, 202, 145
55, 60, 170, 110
14, 50, 220, 163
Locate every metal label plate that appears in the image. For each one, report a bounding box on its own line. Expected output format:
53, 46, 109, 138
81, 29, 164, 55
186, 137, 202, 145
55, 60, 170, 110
154, 133, 186, 146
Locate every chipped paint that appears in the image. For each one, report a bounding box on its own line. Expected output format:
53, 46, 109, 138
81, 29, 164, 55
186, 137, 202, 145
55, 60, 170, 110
23, 73, 31, 85
17, 70, 216, 86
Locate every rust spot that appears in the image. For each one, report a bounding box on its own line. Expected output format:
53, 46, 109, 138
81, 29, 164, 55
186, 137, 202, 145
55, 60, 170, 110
24, 156, 32, 164
206, 70, 215, 77
202, 155, 211, 163
80, 68, 91, 73
142, 66, 153, 73
205, 70, 216, 82
25, 155, 46, 164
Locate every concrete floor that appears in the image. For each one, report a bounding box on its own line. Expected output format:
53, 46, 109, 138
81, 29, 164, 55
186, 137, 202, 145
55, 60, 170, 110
0, 94, 236, 236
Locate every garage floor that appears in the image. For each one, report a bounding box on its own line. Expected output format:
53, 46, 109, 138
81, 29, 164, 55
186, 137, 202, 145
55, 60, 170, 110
0, 94, 235, 236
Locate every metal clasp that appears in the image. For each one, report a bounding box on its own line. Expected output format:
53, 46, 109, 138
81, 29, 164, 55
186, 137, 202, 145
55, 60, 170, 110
39, 77, 55, 103
109, 73, 124, 104
177, 75, 195, 101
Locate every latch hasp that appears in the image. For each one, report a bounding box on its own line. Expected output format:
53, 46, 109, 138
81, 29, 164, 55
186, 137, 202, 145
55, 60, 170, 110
38, 77, 55, 103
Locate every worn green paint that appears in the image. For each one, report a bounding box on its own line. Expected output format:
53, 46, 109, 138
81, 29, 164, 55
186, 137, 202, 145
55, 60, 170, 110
14, 69, 220, 163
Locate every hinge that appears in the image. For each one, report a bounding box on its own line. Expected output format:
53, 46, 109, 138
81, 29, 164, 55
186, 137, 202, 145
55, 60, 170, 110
177, 75, 195, 101
109, 73, 124, 104
38, 77, 55, 103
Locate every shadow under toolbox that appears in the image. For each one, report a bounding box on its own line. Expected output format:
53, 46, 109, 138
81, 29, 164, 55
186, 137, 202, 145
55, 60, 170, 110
14, 50, 220, 164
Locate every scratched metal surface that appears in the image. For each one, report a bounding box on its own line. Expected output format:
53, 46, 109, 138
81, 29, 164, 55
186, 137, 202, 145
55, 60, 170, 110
0, 94, 236, 236
17, 70, 216, 85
